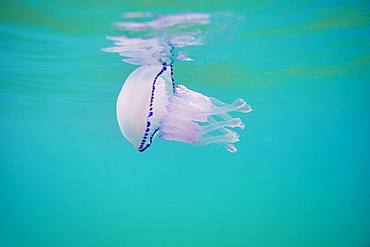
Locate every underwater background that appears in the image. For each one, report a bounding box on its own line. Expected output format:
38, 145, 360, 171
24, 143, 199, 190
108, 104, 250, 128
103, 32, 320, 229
1, 0, 370, 246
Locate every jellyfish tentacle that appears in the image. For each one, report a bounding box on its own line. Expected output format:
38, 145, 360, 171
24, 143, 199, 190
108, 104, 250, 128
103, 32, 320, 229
201, 117, 244, 133
209, 98, 252, 115
235, 100, 253, 113
219, 143, 237, 153
199, 133, 238, 152
206, 116, 238, 153
207, 116, 233, 133
210, 113, 247, 129
195, 131, 240, 146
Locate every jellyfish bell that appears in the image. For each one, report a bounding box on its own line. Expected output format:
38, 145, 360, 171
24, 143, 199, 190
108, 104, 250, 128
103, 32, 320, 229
117, 65, 252, 153
116, 65, 172, 151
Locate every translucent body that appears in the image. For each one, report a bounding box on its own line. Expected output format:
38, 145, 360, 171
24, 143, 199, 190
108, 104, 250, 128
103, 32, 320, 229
117, 65, 252, 152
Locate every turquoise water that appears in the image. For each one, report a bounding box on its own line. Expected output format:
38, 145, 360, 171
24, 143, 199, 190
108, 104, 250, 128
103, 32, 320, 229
1, 1, 370, 246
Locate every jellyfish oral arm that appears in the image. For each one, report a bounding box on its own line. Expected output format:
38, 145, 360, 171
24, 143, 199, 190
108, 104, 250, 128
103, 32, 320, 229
201, 117, 244, 133
159, 84, 252, 152
209, 97, 252, 114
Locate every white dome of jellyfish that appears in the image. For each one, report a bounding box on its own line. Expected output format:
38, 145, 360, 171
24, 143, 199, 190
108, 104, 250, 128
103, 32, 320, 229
103, 12, 252, 152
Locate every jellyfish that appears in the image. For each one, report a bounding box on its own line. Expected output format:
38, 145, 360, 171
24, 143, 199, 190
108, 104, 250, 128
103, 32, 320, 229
116, 64, 252, 153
